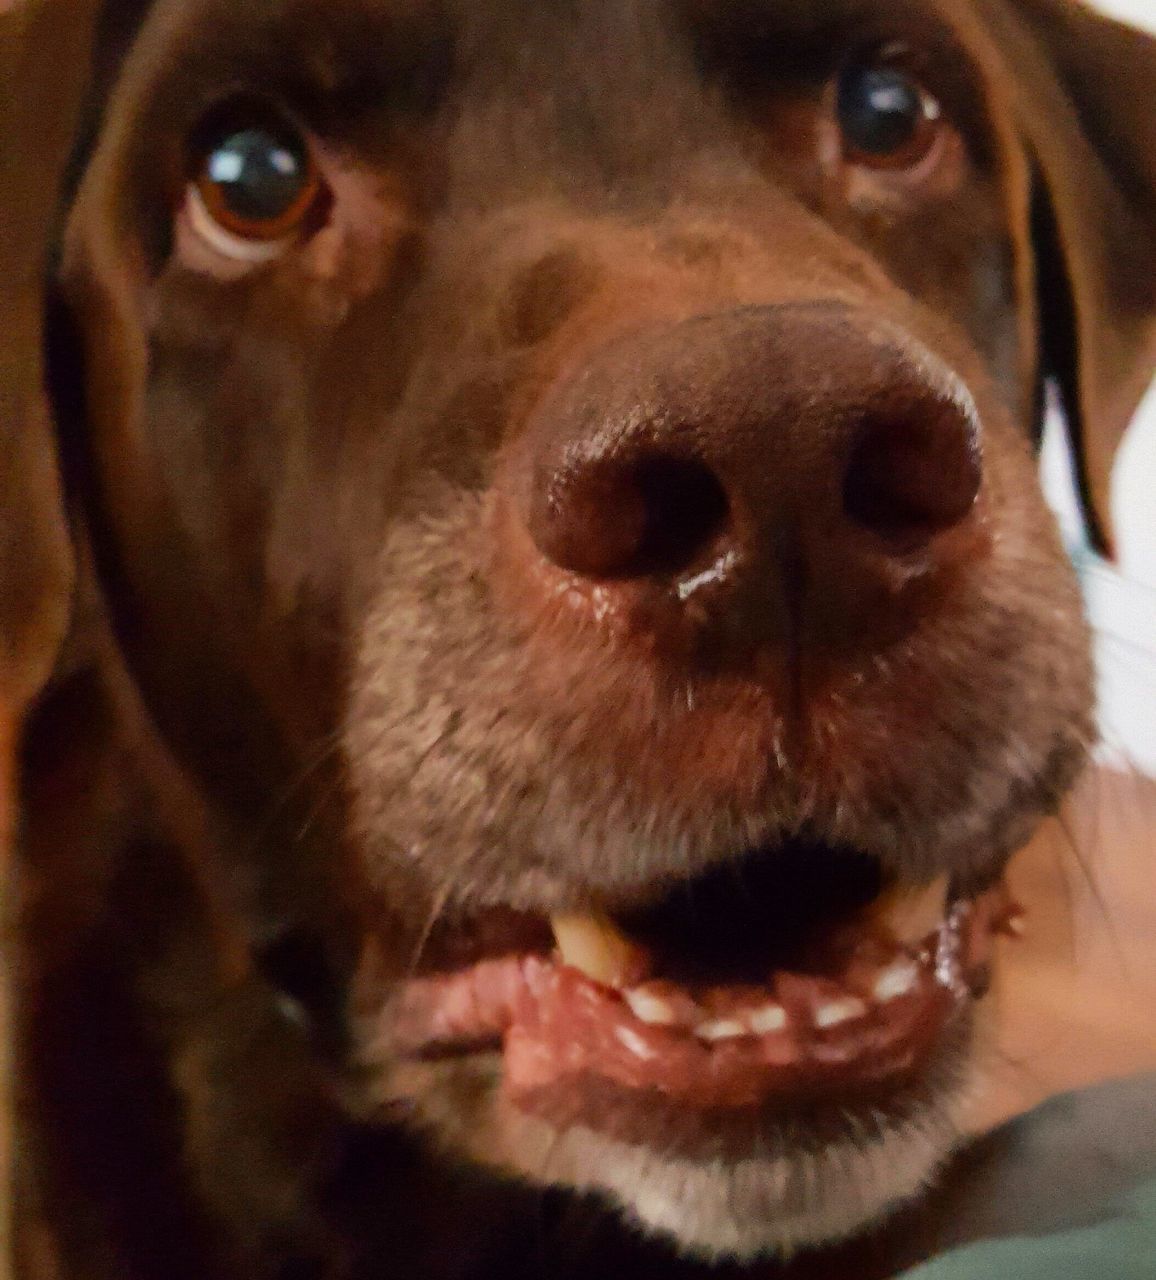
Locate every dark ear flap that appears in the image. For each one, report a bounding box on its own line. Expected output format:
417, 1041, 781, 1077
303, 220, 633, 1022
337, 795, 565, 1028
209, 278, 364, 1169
0, 0, 154, 722
0, 0, 98, 718
989, 0, 1156, 556
1, 0, 103, 1265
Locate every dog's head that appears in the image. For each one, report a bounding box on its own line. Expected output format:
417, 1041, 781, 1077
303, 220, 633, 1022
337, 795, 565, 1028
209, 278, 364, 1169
46, 0, 1156, 1263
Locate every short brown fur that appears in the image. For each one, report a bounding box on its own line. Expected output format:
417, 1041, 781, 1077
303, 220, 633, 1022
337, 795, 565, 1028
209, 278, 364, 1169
4, 1, 1156, 1276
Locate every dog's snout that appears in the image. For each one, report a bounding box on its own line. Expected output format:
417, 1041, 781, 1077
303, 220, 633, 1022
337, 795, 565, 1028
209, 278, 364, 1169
511, 304, 984, 624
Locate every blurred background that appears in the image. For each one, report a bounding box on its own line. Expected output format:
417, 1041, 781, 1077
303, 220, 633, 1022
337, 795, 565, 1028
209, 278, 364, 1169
1045, 0, 1156, 776
959, 0, 1156, 1134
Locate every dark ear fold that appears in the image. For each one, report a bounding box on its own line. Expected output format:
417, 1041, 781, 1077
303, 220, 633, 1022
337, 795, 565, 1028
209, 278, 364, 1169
0, 0, 101, 718
0, 0, 153, 722
991, 0, 1156, 556
1, 1, 104, 1264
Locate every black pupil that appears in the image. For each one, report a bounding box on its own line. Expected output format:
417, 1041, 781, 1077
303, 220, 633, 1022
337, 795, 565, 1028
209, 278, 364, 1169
837, 65, 924, 156
206, 126, 308, 222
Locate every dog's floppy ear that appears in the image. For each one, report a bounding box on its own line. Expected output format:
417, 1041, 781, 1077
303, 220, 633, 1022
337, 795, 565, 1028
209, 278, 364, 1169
0, 0, 101, 1262
0, 0, 95, 720
989, 0, 1156, 556
0, 0, 153, 702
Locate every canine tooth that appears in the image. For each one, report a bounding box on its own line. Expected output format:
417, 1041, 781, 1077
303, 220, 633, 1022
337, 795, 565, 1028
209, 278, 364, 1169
747, 1004, 788, 1035
550, 913, 644, 987
814, 997, 867, 1029
616, 1026, 658, 1060
873, 961, 919, 1003
873, 874, 951, 946
624, 988, 678, 1026
696, 1018, 747, 1043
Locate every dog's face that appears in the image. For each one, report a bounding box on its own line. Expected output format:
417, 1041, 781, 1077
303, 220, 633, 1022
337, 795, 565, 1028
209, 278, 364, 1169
56, 0, 1156, 1264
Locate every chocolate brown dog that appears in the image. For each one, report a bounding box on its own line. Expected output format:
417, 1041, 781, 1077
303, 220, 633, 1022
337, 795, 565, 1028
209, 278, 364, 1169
9, 0, 1156, 1276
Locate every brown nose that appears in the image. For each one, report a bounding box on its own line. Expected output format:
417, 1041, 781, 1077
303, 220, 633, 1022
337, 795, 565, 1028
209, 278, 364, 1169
519, 304, 982, 593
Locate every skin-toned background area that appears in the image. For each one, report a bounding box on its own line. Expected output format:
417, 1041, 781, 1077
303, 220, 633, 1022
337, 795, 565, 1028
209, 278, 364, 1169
988, 0, 1156, 1134
1046, 0, 1156, 775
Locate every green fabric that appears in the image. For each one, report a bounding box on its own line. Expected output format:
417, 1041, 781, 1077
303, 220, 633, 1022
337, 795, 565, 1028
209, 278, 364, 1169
899, 1178, 1156, 1279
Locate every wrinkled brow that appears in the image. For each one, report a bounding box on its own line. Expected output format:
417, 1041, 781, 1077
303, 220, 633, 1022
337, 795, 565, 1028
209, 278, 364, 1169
138, 0, 453, 135
685, 0, 975, 71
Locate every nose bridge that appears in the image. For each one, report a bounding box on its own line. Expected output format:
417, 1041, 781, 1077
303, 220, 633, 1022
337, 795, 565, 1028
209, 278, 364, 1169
452, 183, 889, 394
449, 0, 733, 211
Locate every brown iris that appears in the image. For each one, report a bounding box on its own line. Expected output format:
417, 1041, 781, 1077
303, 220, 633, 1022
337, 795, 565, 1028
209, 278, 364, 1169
836, 61, 942, 170
189, 102, 325, 243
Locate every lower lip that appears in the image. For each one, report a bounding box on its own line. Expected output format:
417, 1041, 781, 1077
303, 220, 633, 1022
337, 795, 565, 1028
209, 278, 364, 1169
367, 888, 1013, 1114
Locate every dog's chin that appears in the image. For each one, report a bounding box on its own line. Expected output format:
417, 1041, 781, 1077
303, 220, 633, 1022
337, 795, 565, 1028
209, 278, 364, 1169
539, 1106, 968, 1262
500, 1079, 974, 1262
351, 841, 1015, 1261
367, 1021, 979, 1263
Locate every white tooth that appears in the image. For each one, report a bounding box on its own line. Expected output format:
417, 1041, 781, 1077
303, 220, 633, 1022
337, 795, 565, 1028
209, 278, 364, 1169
551, 913, 643, 987
874, 873, 951, 946
814, 997, 867, 1029
696, 1018, 748, 1043
624, 989, 678, 1026
747, 1004, 788, 1035
873, 961, 919, 1003
616, 1026, 658, 1060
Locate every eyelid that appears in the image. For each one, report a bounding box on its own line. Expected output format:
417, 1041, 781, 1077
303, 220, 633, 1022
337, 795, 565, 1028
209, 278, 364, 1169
182, 94, 332, 264
854, 40, 938, 99
185, 181, 295, 264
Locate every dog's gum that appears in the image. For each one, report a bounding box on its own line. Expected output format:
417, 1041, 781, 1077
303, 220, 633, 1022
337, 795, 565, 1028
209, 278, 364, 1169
373, 885, 1014, 1113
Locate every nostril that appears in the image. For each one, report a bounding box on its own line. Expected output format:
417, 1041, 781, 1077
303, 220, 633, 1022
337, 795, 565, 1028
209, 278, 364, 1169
633, 456, 730, 575
843, 401, 981, 546
531, 454, 730, 580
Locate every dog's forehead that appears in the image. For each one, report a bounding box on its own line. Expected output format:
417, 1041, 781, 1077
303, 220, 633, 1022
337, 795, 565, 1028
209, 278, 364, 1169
124, 0, 1002, 203
149, 0, 984, 104
179, 0, 968, 32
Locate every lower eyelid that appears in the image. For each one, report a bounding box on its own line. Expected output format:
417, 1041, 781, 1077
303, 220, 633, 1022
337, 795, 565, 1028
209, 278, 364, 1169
185, 182, 294, 265
844, 127, 965, 211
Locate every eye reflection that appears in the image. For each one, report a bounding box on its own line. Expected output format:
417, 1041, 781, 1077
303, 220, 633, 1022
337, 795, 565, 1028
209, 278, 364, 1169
836, 62, 941, 168
187, 102, 326, 250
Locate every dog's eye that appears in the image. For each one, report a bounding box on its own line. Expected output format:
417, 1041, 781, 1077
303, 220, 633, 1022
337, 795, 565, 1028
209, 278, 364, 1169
186, 104, 327, 261
836, 60, 941, 169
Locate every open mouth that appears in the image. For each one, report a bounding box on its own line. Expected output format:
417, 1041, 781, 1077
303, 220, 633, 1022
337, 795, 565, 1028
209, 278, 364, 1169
362, 842, 1020, 1116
